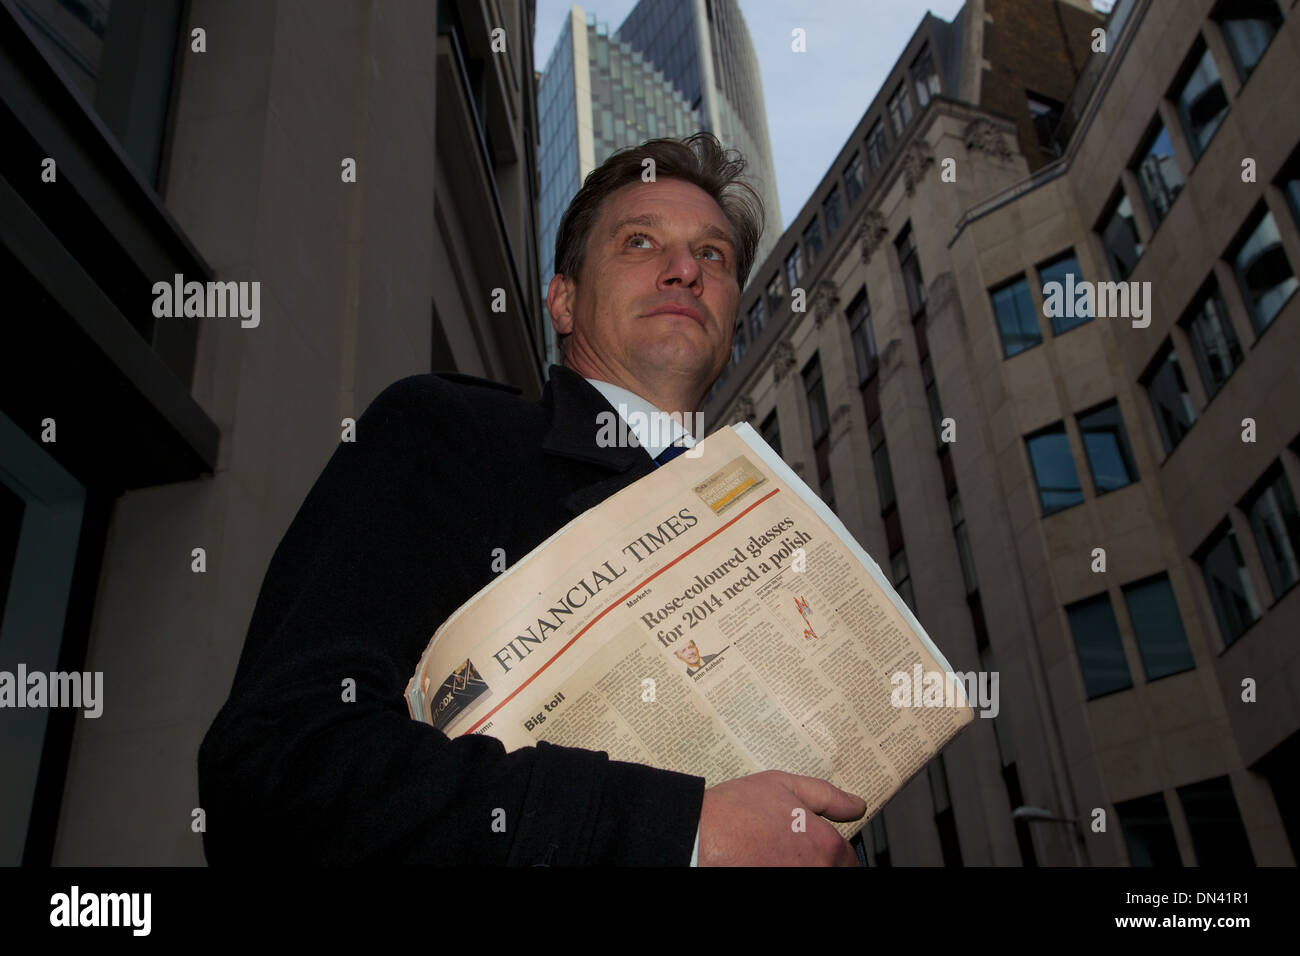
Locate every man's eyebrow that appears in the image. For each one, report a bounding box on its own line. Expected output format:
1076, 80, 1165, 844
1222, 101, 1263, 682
609, 213, 735, 248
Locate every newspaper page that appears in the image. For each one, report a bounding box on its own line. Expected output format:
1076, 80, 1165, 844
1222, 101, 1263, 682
406, 424, 973, 837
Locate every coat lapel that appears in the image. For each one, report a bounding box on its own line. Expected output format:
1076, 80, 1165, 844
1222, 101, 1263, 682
539, 364, 657, 516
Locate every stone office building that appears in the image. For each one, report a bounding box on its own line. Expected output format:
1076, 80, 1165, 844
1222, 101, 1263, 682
706, 0, 1300, 865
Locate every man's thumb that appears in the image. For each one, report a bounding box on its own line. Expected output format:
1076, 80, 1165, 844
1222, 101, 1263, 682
781, 773, 866, 822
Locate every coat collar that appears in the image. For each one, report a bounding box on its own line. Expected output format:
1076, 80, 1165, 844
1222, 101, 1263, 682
539, 364, 657, 515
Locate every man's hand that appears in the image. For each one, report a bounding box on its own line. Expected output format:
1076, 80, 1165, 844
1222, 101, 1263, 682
697, 770, 866, 866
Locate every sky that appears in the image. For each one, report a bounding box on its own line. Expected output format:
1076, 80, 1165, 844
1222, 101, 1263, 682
534, 0, 972, 232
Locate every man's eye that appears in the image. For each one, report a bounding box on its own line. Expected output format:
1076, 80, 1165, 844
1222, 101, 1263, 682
697, 246, 725, 262
626, 233, 653, 248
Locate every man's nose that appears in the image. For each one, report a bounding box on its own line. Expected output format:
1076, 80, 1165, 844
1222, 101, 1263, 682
657, 242, 702, 289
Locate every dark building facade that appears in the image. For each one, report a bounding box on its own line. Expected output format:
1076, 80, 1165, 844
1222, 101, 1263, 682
0, 0, 544, 864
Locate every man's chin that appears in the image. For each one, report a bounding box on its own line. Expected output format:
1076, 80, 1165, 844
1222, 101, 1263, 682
631, 348, 717, 385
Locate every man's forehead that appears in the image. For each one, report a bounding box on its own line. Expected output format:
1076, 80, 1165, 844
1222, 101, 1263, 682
601, 180, 733, 240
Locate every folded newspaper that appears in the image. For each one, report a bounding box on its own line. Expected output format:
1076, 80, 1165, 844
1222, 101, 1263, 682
406, 423, 973, 838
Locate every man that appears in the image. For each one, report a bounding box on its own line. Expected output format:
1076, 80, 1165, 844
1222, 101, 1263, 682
198, 132, 864, 866
674, 639, 718, 677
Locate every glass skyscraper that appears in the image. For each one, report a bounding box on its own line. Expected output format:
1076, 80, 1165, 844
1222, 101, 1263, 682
616, 0, 779, 257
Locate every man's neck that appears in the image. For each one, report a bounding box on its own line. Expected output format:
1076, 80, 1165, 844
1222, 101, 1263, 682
562, 356, 703, 418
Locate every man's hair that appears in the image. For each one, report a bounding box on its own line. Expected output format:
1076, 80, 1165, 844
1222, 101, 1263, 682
553, 131, 766, 292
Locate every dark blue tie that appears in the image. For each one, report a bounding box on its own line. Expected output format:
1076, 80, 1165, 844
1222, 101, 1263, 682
654, 444, 689, 467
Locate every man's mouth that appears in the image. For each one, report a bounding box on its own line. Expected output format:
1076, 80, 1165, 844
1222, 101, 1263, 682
647, 304, 705, 327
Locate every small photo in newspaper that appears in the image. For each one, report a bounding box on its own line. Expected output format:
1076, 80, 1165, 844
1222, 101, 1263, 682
427, 659, 491, 733
674, 638, 730, 680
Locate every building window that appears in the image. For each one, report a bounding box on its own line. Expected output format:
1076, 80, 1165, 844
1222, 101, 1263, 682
1037, 251, 1091, 336
766, 271, 786, 314
1002, 762, 1039, 866
0, 422, 88, 867
950, 491, 978, 595
747, 298, 766, 344
760, 410, 782, 458
1212, 0, 1283, 82
16, 0, 111, 99
1254, 732, 1300, 864
912, 42, 940, 108
1242, 464, 1300, 600
1173, 40, 1229, 159
1281, 153, 1300, 228
1196, 521, 1262, 646
866, 119, 888, 174
1116, 793, 1183, 866
1230, 207, 1298, 334
928, 756, 963, 866
730, 324, 746, 366
1181, 280, 1243, 399
1027, 91, 1063, 153
1176, 776, 1255, 866
869, 813, 890, 867
802, 218, 823, 270
891, 548, 915, 611
1026, 423, 1083, 514
887, 82, 913, 138
1066, 593, 1134, 699
823, 186, 844, 235
820, 472, 836, 511
804, 353, 834, 509
13, 0, 186, 187
1122, 574, 1195, 681
870, 418, 896, 513
1077, 401, 1139, 493
981, 649, 1009, 761
846, 287, 878, 385
1100, 192, 1144, 280
896, 226, 926, 318
1143, 342, 1197, 455
970, 597, 993, 658
784, 246, 803, 292
1133, 121, 1185, 229
990, 275, 1042, 357
802, 355, 830, 445
921, 355, 944, 446
844, 151, 866, 205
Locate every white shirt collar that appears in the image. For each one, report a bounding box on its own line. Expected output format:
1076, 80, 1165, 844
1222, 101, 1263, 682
584, 378, 698, 458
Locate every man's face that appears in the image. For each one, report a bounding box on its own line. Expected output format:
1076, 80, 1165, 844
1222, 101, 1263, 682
549, 178, 740, 406
674, 640, 703, 668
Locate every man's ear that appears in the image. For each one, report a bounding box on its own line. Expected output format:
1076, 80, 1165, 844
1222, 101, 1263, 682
547, 273, 576, 336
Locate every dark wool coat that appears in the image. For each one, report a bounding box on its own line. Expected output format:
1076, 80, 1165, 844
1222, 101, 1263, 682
198, 365, 704, 865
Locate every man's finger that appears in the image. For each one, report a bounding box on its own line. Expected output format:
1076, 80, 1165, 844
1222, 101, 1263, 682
804, 814, 860, 866
833, 835, 860, 866
780, 773, 867, 822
